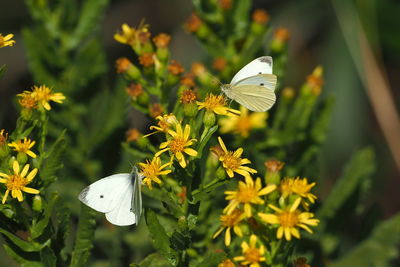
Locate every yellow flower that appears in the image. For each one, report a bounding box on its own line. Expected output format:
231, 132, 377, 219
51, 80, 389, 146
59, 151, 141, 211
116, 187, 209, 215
218, 137, 257, 178
213, 209, 244, 246
26, 85, 65, 110
219, 106, 267, 138
233, 235, 266, 267
0, 160, 39, 203
8, 138, 37, 158
197, 94, 240, 116
17, 91, 37, 109
218, 259, 235, 267
280, 177, 317, 204
138, 157, 172, 189
155, 123, 198, 168
224, 176, 276, 217
0, 33, 16, 48
258, 198, 320, 241
114, 22, 150, 45
145, 114, 179, 137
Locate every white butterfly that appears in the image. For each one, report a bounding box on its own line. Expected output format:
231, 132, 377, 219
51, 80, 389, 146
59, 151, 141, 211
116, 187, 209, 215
221, 56, 277, 112
78, 166, 143, 226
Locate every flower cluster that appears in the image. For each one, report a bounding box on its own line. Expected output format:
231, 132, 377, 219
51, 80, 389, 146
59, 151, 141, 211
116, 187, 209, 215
17, 85, 66, 111
213, 160, 319, 266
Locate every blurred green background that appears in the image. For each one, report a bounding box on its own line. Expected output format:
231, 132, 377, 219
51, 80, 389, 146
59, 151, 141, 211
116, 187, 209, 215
1, 0, 399, 265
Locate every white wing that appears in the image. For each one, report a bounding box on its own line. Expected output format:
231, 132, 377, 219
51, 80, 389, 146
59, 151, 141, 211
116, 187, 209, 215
231, 56, 273, 84
78, 173, 132, 213
227, 75, 277, 112
105, 184, 136, 226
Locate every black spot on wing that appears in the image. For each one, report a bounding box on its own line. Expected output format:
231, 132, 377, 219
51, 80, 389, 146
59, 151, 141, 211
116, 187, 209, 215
260, 83, 264, 86
259, 56, 271, 63
79, 186, 90, 201
100, 195, 104, 198
258, 72, 262, 74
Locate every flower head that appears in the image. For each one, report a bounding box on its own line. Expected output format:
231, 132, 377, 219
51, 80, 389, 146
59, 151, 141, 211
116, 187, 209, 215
224, 176, 276, 217
180, 73, 196, 87
149, 103, 164, 118
252, 9, 269, 24
147, 114, 179, 135
17, 91, 37, 109
306, 66, 324, 95
0, 160, 39, 203
264, 159, 284, 173
213, 209, 244, 246
213, 57, 227, 71
139, 53, 155, 67
114, 22, 150, 45
125, 83, 144, 99
168, 60, 184, 75
217, 137, 257, 178
29, 85, 65, 110
8, 138, 37, 158
155, 123, 198, 168
184, 13, 202, 33
180, 89, 198, 104
116, 57, 133, 73
219, 106, 267, 138
258, 198, 320, 241
197, 94, 240, 116
126, 128, 141, 142
273, 27, 289, 43
153, 33, 171, 48
139, 157, 172, 189
0, 33, 16, 48
218, 0, 232, 10
233, 235, 266, 267
0, 129, 8, 146
191, 62, 206, 77
218, 259, 235, 267
280, 177, 317, 204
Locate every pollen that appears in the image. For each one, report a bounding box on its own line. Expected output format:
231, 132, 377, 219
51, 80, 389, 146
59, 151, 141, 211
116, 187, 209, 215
5, 174, 27, 190
220, 209, 242, 227
236, 186, 259, 203
278, 211, 299, 228
244, 248, 262, 263
169, 138, 185, 153
222, 153, 241, 170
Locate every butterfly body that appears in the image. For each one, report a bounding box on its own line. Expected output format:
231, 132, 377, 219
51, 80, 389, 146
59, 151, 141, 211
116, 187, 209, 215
78, 166, 143, 226
221, 56, 277, 112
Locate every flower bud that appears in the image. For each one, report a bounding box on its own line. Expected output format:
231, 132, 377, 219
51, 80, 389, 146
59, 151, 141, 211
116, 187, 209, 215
32, 195, 43, 212
203, 111, 216, 127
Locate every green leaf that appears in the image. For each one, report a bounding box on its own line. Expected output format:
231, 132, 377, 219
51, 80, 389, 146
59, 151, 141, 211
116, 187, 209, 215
40, 246, 56, 267
0, 228, 48, 252
317, 147, 375, 221
70, 204, 96, 267
195, 251, 226, 267
311, 96, 335, 143
328, 213, 400, 267
30, 193, 59, 239
145, 209, 178, 266
131, 252, 172, 267
196, 125, 218, 158
39, 130, 67, 186
2, 244, 43, 267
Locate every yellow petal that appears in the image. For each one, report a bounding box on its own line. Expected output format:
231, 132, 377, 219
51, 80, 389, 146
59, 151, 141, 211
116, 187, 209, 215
22, 187, 39, 194
184, 148, 197, 156
12, 160, 20, 174
21, 164, 30, 178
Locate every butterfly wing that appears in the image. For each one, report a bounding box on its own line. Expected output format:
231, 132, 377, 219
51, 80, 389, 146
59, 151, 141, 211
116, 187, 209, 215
78, 173, 132, 213
228, 74, 277, 112
104, 183, 136, 226
231, 56, 273, 84
131, 166, 143, 224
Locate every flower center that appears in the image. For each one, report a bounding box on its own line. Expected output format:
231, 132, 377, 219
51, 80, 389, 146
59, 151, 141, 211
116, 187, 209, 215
278, 211, 299, 227
222, 153, 241, 170
169, 138, 185, 153
221, 209, 242, 227
141, 162, 159, 178
244, 248, 261, 263
6, 175, 27, 190
237, 186, 258, 203
205, 95, 225, 110
14, 141, 31, 152
34, 87, 52, 101
0, 36, 4, 46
